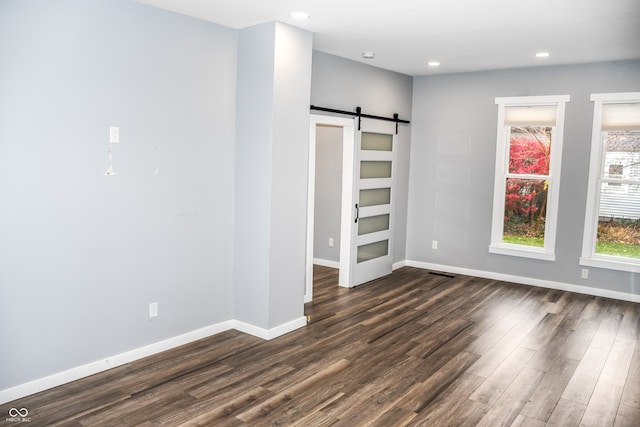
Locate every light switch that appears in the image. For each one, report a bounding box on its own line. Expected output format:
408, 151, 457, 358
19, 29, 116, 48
110, 126, 120, 144
149, 302, 158, 318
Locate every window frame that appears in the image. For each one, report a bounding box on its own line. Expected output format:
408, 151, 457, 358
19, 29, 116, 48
490, 95, 570, 261
580, 92, 640, 273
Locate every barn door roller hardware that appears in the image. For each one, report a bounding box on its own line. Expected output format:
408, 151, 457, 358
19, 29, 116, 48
310, 105, 410, 134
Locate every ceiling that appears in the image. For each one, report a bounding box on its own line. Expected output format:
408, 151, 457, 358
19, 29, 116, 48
134, 0, 640, 76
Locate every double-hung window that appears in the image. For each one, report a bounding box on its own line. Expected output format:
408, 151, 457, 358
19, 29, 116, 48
490, 95, 570, 261
581, 93, 640, 272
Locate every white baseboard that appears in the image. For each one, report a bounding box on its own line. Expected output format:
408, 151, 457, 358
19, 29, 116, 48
0, 316, 307, 405
313, 258, 340, 269
314, 259, 405, 271
0, 320, 234, 405
314, 259, 406, 271
405, 260, 640, 303
393, 260, 407, 270
232, 316, 307, 340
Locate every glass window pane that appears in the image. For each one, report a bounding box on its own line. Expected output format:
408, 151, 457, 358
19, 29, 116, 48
360, 161, 392, 179
358, 214, 390, 236
359, 188, 391, 207
503, 178, 548, 247
508, 127, 552, 175
362, 132, 393, 151
599, 182, 640, 219
596, 216, 640, 259
603, 130, 640, 180
596, 141, 640, 259
357, 240, 388, 263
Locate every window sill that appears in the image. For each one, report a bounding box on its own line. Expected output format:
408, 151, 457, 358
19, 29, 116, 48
489, 244, 555, 261
580, 256, 640, 273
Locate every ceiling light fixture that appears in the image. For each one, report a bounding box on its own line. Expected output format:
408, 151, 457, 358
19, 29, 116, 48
428, 61, 440, 67
291, 11, 310, 20
535, 52, 550, 58
362, 51, 375, 60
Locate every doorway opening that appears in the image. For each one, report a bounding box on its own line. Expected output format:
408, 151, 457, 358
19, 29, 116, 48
306, 115, 398, 302
305, 115, 353, 302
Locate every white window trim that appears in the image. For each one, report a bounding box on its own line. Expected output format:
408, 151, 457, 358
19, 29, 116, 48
580, 92, 640, 273
490, 95, 570, 261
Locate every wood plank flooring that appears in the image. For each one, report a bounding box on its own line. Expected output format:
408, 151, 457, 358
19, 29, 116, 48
3, 266, 639, 426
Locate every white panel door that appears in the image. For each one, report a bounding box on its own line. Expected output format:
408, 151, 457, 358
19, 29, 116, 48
340, 118, 396, 287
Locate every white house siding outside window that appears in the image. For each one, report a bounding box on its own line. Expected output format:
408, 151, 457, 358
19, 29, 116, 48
490, 95, 570, 261
581, 93, 640, 273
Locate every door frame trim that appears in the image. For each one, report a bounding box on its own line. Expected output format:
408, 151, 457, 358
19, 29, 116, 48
305, 114, 355, 302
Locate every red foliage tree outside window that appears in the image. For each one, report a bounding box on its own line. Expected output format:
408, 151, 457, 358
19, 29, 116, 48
504, 127, 552, 244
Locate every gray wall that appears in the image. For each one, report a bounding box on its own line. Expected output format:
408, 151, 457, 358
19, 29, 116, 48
407, 60, 640, 296
310, 51, 414, 264
233, 22, 275, 329
314, 125, 343, 263
267, 23, 312, 328
0, 0, 237, 390
234, 22, 311, 329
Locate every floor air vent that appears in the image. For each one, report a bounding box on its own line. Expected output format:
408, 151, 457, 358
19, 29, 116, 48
429, 271, 456, 278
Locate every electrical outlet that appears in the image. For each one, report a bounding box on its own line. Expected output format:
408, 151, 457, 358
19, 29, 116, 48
432, 240, 438, 250
329, 238, 334, 247
581, 269, 589, 279
149, 302, 158, 318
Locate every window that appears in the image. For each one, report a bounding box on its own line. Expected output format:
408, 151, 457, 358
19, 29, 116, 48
490, 95, 570, 261
581, 93, 640, 272
607, 164, 625, 190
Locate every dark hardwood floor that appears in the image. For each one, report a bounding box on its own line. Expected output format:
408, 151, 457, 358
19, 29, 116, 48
3, 266, 639, 426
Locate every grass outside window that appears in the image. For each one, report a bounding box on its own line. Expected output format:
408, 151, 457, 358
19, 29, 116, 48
596, 219, 640, 259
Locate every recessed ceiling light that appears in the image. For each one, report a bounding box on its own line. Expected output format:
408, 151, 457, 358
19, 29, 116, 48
291, 11, 310, 20
428, 61, 440, 67
362, 51, 375, 60
535, 52, 550, 58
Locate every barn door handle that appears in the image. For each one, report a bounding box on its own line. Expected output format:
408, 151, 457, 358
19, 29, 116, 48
354, 203, 359, 223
